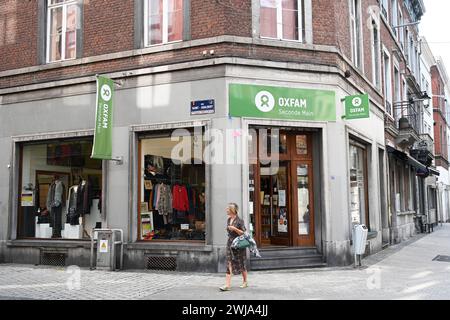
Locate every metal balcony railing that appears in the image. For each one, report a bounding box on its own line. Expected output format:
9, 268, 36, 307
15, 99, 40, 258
393, 102, 422, 134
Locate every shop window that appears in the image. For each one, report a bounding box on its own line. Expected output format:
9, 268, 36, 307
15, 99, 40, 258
144, 0, 183, 46
47, 0, 81, 63
349, 142, 369, 228
260, 0, 303, 42
139, 129, 206, 241
18, 139, 103, 240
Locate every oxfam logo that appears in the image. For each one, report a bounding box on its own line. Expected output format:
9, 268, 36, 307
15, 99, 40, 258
101, 84, 112, 102
352, 97, 362, 107
255, 91, 275, 113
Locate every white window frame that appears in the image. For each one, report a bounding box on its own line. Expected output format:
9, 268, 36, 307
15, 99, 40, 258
260, 0, 304, 42
383, 47, 393, 113
393, 58, 401, 99
371, 17, 381, 89
398, 7, 404, 49
380, 0, 389, 19
144, 0, 183, 47
349, 0, 363, 70
391, 0, 398, 36
46, 0, 78, 63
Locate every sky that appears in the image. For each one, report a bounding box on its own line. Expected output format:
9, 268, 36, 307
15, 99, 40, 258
420, 0, 450, 72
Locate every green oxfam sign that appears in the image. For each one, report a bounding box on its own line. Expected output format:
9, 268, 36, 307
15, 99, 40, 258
229, 84, 336, 121
344, 94, 370, 120
91, 76, 114, 160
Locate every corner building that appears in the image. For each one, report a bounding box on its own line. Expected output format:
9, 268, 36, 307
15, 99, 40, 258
0, 0, 424, 271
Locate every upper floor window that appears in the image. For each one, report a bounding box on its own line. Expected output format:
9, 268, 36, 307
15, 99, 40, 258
144, 0, 183, 46
47, 0, 81, 63
390, 0, 398, 36
381, 0, 388, 19
398, 8, 404, 49
383, 49, 392, 113
371, 19, 381, 89
350, 0, 362, 69
260, 0, 303, 42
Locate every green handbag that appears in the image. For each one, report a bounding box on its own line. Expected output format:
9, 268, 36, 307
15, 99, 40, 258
232, 235, 251, 250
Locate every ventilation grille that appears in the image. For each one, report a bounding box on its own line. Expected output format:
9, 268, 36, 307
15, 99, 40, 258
146, 255, 177, 271
40, 252, 67, 267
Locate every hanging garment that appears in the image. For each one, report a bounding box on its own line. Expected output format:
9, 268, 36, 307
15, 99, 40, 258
187, 186, 196, 218
155, 183, 162, 210
172, 185, 189, 211
67, 186, 80, 226
152, 183, 160, 210
76, 180, 93, 216
157, 183, 173, 217
173, 209, 188, 224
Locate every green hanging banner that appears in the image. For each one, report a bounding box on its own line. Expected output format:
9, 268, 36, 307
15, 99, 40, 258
344, 94, 370, 120
91, 76, 114, 160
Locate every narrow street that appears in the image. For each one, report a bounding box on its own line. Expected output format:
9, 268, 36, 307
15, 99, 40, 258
1, 224, 450, 300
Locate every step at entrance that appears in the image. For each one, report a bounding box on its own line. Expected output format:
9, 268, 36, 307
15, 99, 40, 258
250, 247, 326, 270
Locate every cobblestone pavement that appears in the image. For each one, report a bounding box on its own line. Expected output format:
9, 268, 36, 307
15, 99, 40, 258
0, 266, 195, 300
1, 224, 450, 300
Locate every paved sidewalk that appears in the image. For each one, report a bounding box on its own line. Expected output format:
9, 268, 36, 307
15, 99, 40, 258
1, 224, 450, 300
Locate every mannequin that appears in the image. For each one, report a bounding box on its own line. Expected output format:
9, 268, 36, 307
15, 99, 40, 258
46, 174, 65, 238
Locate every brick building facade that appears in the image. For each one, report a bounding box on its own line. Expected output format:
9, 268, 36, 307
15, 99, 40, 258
0, 0, 436, 271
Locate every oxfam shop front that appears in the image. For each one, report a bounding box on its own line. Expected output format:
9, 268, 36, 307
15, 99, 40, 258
229, 83, 336, 249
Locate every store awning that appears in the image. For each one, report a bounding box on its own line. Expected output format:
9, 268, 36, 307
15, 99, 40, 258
428, 167, 441, 177
406, 153, 427, 171
387, 145, 425, 170
387, 146, 440, 176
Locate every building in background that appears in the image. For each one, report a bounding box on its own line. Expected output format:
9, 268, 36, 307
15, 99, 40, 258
412, 37, 439, 232
383, 0, 435, 244
431, 58, 450, 227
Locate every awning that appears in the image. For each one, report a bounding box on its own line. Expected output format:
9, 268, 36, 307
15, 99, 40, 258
387, 145, 425, 170
428, 167, 440, 177
406, 153, 427, 171
387, 145, 440, 176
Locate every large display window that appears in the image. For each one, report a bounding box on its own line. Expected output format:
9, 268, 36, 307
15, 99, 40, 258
138, 128, 206, 241
18, 138, 103, 240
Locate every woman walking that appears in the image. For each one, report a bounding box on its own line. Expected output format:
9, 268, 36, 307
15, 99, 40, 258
220, 203, 248, 291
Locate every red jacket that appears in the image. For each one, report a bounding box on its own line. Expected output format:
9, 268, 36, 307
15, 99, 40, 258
172, 185, 189, 211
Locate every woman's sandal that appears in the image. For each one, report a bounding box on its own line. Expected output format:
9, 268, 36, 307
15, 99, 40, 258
219, 286, 231, 291
240, 282, 248, 288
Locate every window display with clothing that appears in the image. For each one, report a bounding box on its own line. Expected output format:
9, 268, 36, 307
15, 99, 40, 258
18, 139, 102, 240
139, 130, 207, 241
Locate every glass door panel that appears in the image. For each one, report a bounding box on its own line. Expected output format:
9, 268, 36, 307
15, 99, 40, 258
259, 161, 289, 246
296, 164, 310, 235
293, 161, 314, 246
